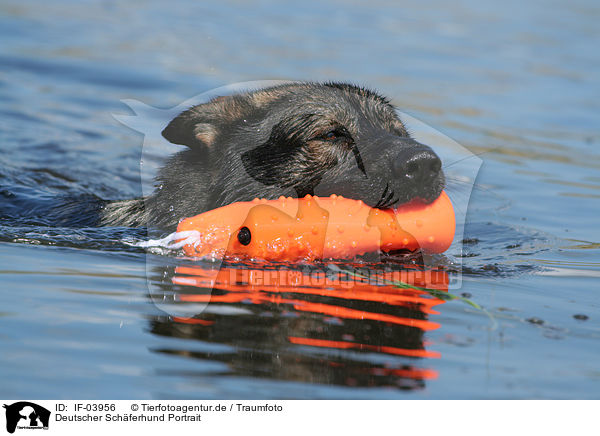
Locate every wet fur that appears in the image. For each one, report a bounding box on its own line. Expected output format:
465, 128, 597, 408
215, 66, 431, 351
101, 82, 445, 229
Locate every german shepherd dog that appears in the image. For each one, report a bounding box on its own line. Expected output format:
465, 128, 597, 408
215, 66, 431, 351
101, 82, 445, 229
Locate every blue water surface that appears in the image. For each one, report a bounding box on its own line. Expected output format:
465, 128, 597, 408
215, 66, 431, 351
0, 0, 599, 399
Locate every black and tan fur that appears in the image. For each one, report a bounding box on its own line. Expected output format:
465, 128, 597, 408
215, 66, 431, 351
101, 82, 445, 229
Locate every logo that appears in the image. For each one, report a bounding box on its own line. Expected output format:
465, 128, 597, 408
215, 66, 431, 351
114, 82, 481, 320
3, 402, 50, 434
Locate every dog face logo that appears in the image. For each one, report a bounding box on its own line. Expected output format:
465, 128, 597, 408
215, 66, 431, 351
3, 402, 50, 434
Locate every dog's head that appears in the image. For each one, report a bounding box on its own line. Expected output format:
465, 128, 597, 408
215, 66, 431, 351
161, 82, 445, 210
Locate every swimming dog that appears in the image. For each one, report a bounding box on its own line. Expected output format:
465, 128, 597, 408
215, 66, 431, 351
101, 82, 445, 229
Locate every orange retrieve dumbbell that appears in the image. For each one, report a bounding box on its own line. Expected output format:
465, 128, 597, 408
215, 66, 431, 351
177, 191, 455, 262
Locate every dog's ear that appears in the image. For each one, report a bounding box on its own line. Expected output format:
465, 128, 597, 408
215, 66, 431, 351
161, 108, 218, 148
162, 90, 287, 148
162, 95, 248, 148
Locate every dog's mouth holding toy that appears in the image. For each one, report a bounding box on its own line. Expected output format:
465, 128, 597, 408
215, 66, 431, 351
166, 191, 455, 262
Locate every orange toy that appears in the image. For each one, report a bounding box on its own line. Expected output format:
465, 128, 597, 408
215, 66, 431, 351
177, 191, 455, 261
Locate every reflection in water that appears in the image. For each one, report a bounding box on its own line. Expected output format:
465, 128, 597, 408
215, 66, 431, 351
148, 262, 448, 391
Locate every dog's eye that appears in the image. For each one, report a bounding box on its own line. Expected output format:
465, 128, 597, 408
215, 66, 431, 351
321, 127, 351, 142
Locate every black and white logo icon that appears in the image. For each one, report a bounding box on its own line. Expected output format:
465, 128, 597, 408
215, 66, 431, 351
3, 402, 50, 434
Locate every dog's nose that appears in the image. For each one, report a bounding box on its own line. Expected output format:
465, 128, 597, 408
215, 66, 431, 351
392, 148, 442, 184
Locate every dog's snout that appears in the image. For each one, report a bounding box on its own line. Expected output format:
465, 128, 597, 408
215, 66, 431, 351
392, 149, 442, 185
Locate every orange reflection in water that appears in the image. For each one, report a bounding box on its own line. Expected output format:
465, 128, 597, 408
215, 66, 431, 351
167, 263, 448, 388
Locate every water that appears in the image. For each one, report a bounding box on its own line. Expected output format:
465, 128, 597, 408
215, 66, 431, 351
1, 0, 599, 399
